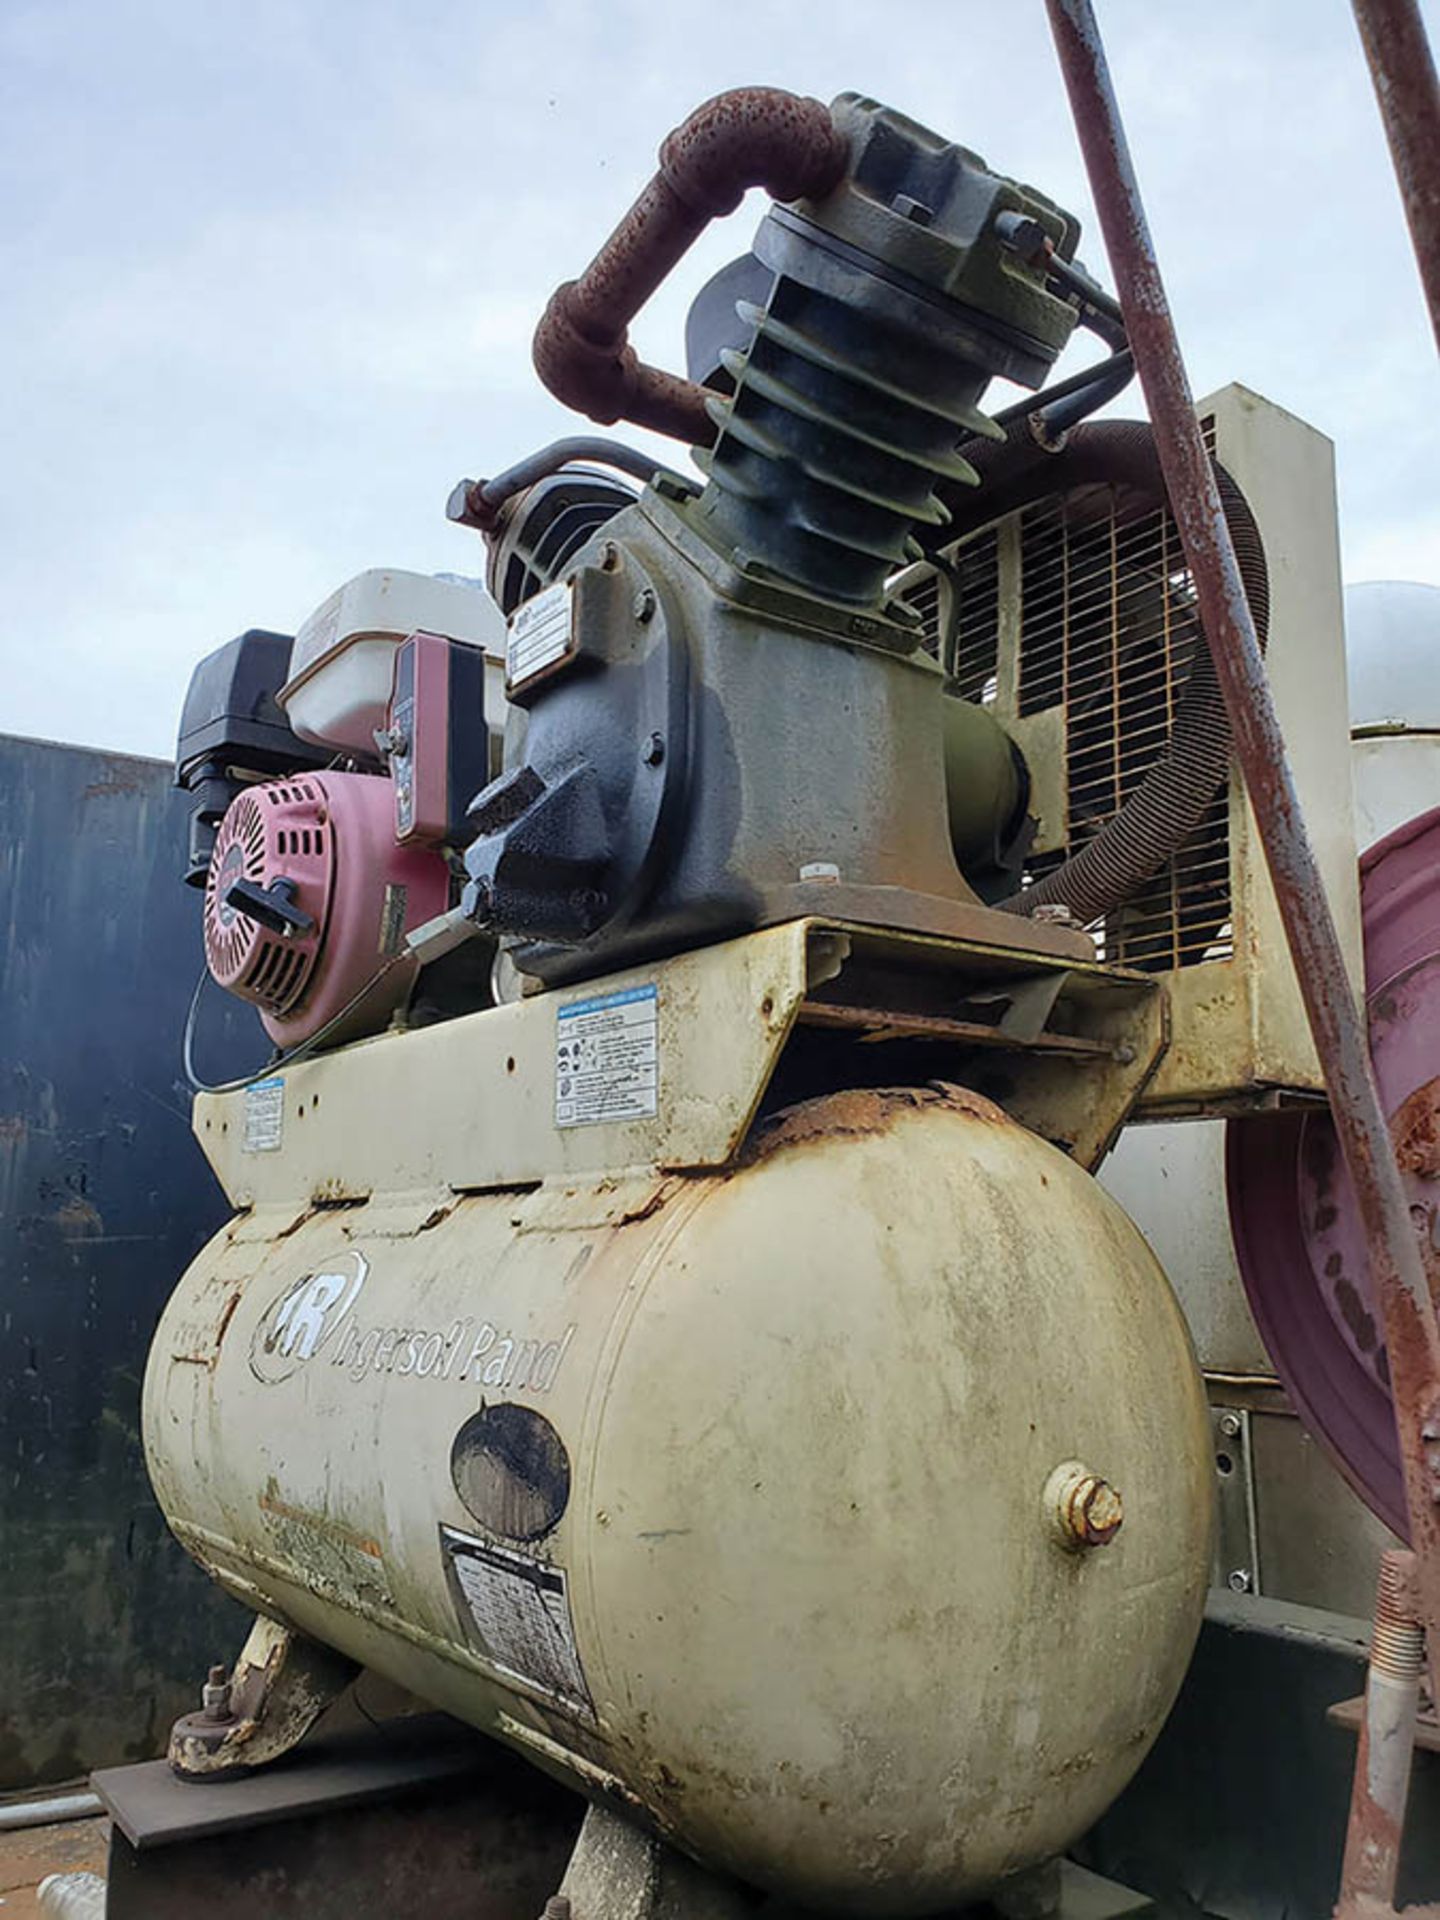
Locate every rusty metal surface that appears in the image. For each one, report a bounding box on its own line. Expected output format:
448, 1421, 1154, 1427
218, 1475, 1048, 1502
148, 1069, 1213, 1910
167, 1616, 357, 1779
532, 88, 846, 443
1330, 1690, 1440, 1753
1045, 1460, 1124, 1549
1045, 0, 1440, 1713
1352, 0, 1440, 350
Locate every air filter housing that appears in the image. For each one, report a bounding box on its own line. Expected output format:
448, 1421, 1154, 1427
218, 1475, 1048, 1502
204, 772, 450, 1048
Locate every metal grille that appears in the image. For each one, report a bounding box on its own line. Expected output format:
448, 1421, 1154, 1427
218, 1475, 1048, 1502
903, 464, 1234, 974
1020, 486, 1233, 971
950, 526, 1001, 704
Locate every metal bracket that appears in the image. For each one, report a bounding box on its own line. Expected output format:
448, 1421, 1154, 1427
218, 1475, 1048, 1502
168, 1615, 358, 1779
1210, 1406, 1260, 1597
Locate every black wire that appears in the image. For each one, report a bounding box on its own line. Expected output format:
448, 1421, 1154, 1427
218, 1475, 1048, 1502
182, 955, 407, 1097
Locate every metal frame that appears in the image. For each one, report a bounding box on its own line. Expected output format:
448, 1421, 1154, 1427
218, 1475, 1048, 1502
1351, 0, 1440, 353
1043, 4, 1440, 1912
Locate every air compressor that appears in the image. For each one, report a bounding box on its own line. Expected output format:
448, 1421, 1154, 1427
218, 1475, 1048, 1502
148, 88, 1221, 1915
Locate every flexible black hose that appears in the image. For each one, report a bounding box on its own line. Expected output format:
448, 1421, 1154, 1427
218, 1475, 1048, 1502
927, 417, 1269, 928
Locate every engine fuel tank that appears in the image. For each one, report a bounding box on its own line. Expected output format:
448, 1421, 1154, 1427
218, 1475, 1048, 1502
144, 1082, 1212, 1914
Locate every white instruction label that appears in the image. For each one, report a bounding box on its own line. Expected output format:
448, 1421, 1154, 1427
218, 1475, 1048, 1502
243, 1076, 284, 1153
555, 984, 658, 1128
506, 580, 574, 690
441, 1527, 593, 1717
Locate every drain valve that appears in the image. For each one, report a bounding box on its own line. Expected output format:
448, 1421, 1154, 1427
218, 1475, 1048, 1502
1045, 1460, 1124, 1550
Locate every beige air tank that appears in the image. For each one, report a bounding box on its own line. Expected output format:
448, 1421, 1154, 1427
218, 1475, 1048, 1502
145, 945, 1213, 1918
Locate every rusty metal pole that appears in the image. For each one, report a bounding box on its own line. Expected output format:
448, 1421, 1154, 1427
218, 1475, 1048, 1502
1351, 0, 1440, 352
1339, 1551, 1426, 1912
1044, 0, 1440, 1698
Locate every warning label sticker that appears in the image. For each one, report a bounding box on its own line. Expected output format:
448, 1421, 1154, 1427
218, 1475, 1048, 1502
506, 580, 574, 691
243, 1076, 284, 1153
555, 983, 658, 1128
440, 1526, 593, 1717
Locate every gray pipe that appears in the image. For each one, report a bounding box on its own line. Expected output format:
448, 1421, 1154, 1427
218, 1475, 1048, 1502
0, 1791, 104, 1833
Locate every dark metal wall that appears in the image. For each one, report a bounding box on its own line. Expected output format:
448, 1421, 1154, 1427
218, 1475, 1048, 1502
1077, 1599, 1440, 1918
0, 733, 257, 1790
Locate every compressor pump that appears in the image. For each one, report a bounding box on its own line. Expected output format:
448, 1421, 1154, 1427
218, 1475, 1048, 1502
151, 88, 1220, 1917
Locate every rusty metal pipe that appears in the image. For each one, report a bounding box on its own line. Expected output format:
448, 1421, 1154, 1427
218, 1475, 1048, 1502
1339, 1550, 1426, 1914
1351, 0, 1440, 352
1044, 0, 1440, 1700
532, 88, 848, 445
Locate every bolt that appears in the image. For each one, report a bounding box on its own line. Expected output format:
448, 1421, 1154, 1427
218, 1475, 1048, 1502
571, 887, 609, 930
544, 1899, 572, 1920
651, 470, 696, 503
1113, 1042, 1137, 1065
993, 211, 1052, 266
201, 1664, 234, 1723
1218, 1411, 1242, 1439
892, 193, 934, 226
1227, 1568, 1253, 1594
633, 587, 656, 624
1044, 1460, 1123, 1550
600, 541, 621, 572
641, 733, 665, 767
1033, 902, 1076, 927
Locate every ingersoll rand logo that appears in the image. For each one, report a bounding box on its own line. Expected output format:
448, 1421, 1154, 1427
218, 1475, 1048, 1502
249, 1250, 574, 1393
250, 1251, 370, 1382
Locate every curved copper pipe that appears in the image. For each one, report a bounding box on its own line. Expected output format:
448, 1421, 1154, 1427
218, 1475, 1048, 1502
532, 87, 848, 445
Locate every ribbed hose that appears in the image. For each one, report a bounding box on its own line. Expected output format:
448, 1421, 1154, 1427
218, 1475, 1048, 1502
931, 419, 1268, 926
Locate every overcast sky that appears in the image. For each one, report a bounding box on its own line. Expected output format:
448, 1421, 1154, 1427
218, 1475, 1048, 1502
3, 0, 1436, 759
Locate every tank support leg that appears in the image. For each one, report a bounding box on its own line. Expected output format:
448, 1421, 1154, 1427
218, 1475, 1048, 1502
168, 1615, 359, 1778
991, 1858, 1064, 1920
551, 1804, 753, 1920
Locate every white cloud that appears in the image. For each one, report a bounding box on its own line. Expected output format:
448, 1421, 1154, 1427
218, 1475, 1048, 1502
2, 0, 1437, 755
